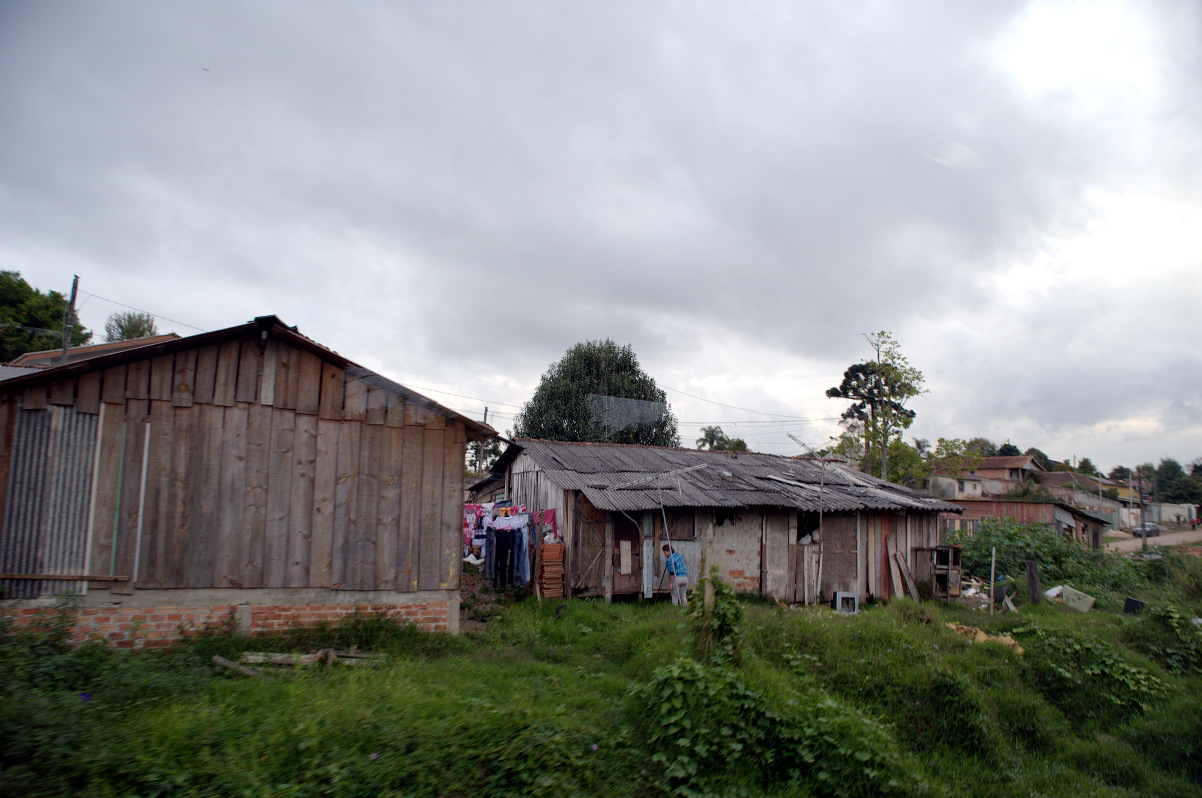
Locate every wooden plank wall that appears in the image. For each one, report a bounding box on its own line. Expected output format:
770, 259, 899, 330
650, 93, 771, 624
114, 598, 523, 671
2, 335, 466, 593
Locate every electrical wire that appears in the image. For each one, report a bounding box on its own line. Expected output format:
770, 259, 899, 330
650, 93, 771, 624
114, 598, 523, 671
80, 292, 206, 333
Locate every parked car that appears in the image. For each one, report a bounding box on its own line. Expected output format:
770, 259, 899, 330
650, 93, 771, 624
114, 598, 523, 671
1130, 523, 1161, 537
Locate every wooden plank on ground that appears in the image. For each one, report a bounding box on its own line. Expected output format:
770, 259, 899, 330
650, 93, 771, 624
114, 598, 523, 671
343, 377, 367, 421
149, 355, 174, 401
349, 424, 381, 589
186, 404, 224, 588
262, 407, 295, 587
309, 418, 338, 587
273, 345, 298, 410
172, 349, 196, 407
234, 339, 262, 404
895, 551, 921, 602
365, 386, 385, 425
49, 379, 75, 406
397, 420, 423, 592
101, 364, 127, 405
125, 359, 150, 400
886, 537, 904, 600
287, 414, 318, 587
317, 362, 343, 420
375, 426, 403, 591
212, 340, 240, 407
215, 404, 248, 587
295, 350, 322, 415
330, 421, 360, 589
76, 372, 101, 414
239, 404, 271, 588
193, 345, 219, 405
417, 426, 445, 591
439, 422, 466, 589
163, 405, 198, 587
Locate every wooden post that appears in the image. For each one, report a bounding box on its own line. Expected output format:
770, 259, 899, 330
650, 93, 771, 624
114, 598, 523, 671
990, 547, 996, 617
1026, 560, 1042, 605
603, 514, 613, 604
702, 517, 715, 612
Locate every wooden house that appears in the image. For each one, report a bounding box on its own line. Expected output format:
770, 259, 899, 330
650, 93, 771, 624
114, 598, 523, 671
0, 316, 493, 644
488, 439, 961, 603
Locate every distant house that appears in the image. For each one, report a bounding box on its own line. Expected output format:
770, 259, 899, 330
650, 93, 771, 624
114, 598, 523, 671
486, 439, 961, 603
924, 474, 984, 501
0, 316, 494, 644
969, 455, 1045, 494
946, 498, 1108, 550
7, 333, 183, 367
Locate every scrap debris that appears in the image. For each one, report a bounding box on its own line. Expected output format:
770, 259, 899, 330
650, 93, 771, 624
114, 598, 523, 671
945, 623, 1025, 655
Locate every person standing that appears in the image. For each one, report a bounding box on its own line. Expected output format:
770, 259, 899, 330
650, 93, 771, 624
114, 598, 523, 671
662, 544, 688, 606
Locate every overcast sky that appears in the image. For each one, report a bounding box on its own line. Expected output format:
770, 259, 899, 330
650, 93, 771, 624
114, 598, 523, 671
2, 1, 1199, 473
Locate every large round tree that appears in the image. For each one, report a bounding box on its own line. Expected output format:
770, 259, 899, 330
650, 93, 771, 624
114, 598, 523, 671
513, 339, 680, 446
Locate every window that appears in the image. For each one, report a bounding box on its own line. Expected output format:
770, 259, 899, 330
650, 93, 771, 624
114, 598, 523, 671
714, 509, 736, 527
957, 480, 965, 492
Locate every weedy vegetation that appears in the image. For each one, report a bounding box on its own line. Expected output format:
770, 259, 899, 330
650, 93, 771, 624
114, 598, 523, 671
3, 535, 1202, 797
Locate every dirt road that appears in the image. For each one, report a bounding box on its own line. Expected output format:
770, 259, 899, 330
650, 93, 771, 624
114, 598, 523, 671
1108, 528, 1202, 553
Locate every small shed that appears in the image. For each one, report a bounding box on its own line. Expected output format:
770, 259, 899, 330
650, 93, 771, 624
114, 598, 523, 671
0, 315, 493, 643
488, 439, 961, 603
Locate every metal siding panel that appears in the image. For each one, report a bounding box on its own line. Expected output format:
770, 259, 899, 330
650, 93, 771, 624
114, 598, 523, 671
40, 407, 98, 595
0, 410, 51, 598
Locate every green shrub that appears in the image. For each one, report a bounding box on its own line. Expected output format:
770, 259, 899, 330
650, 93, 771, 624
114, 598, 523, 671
1122, 603, 1202, 674
687, 567, 744, 664
1012, 624, 1170, 725
632, 656, 921, 797
945, 519, 1154, 596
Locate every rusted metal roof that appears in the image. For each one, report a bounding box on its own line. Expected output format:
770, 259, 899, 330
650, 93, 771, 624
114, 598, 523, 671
504, 439, 962, 514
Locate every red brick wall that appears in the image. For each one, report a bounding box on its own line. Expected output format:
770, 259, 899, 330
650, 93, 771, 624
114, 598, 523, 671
7, 601, 450, 648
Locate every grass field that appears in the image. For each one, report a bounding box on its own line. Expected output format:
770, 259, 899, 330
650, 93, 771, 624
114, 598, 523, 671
3, 525, 1202, 797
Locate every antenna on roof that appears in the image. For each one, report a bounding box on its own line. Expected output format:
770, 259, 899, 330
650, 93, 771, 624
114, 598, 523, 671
604, 463, 706, 491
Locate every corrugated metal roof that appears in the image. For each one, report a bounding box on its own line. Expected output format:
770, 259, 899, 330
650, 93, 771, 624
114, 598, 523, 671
507, 439, 962, 514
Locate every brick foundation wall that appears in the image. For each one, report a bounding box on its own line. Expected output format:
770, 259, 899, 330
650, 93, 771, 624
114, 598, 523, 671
7, 601, 450, 648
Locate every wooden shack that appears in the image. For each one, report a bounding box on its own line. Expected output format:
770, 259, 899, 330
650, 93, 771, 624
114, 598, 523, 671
489, 439, 961, 604
0, 316, 493, 644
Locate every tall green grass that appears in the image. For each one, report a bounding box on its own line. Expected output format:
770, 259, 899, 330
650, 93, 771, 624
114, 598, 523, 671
3, 576, 1202, 797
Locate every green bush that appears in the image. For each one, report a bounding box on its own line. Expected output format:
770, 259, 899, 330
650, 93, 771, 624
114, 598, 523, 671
687, 567, 744, 664
1122, 603, 1202, 674
1012, 624, 1170, 725
945, 519, 1154, 596
632, 656, 922, 797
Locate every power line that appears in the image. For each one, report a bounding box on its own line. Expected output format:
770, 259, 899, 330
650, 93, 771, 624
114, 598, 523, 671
661, 384, 812, 419
79, 292, 206, 333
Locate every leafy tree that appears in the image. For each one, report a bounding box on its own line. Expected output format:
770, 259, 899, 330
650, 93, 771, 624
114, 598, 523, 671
467, 436, 504, 476
912, 438, 930, 455
512, 339, 679, 446
1075, 458, 1100, 477
965, 437, 998, 458
0, 271, 91, 362
1108, 465, 1132, 482
695, 426, 749, 452
1157, 458, 1186, 484
927, 437, 983, 478
1190, 458, 1202, 477
867, 438, 926, 487
826, 331, 923, 481
996, 442, 1022, 456
103, 311, 158, 342
1024, 447, 1053, 471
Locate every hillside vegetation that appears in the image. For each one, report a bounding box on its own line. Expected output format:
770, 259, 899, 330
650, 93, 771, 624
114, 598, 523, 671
3, 529, 1201, 797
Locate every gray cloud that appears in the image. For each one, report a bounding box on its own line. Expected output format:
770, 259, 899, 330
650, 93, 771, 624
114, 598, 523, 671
2, 1, 1198, 467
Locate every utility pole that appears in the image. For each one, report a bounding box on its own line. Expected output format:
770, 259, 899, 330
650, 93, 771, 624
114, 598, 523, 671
60, 275, 79, 365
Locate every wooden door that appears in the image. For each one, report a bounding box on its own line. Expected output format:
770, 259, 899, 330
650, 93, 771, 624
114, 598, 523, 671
573, 495, 606, 596
612, 514, 641, 595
